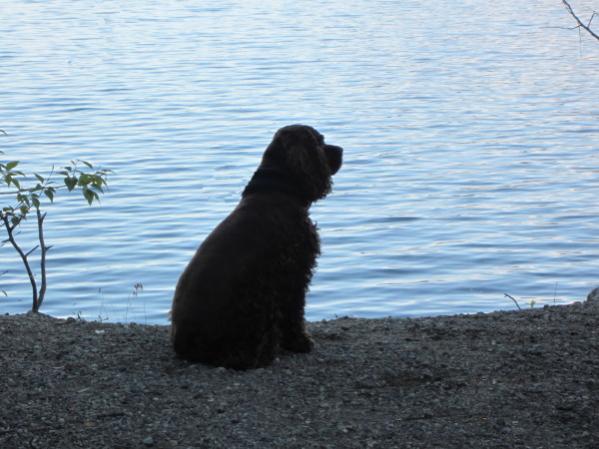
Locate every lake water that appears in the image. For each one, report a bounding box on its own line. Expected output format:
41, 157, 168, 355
1, 0, 598, 323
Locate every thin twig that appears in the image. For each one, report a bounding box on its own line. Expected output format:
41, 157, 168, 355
25, 245, 39, 258
504, 293, 522, 310
541, 25, 583, 30
36, 208, 47, 310
0, 184, 68, 196
562, 0, 599, 41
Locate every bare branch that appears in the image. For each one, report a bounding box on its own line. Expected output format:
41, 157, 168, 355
1, 214, 39, 311
562, 0, 599, 41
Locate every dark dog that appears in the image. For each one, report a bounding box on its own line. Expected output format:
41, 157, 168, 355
170, 125, 343, 369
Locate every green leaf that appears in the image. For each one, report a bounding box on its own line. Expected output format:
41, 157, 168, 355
78, 173, 92, 186
81, 160, 93, 169
6, 161, 19, 170
64, 177, 77, 191
32, 196, 40, 209
83, 188, 96, 205
44, 187, 55, 202
34, 173, 45, 183
16, 193, 29, 206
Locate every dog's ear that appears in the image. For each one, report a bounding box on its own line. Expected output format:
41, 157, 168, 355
280, 128, 332, 201
284, 140, 321, 181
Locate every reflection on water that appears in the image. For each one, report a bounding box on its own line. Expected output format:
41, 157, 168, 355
1, 0, 598, 323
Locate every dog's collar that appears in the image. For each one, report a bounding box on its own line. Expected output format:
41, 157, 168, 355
242, 168, 308, 205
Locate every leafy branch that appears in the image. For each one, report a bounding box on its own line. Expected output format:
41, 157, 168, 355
1, 149, 110, 312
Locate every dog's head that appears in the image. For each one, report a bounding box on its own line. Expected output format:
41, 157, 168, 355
261, 124, 343, 202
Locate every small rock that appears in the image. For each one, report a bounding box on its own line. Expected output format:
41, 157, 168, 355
587, 287, 599, 303
142, 436, 154, 446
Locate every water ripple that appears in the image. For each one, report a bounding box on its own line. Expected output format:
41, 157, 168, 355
1, 0, 598, 322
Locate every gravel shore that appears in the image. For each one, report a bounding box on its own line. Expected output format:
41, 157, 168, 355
2, 289, 599, 449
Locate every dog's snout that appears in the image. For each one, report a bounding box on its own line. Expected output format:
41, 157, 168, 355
324, 144, 343, 175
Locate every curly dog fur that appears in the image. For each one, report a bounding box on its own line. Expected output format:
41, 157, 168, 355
170, 125, 343, 369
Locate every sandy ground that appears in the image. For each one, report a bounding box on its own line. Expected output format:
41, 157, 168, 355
1, 289, 599, 449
